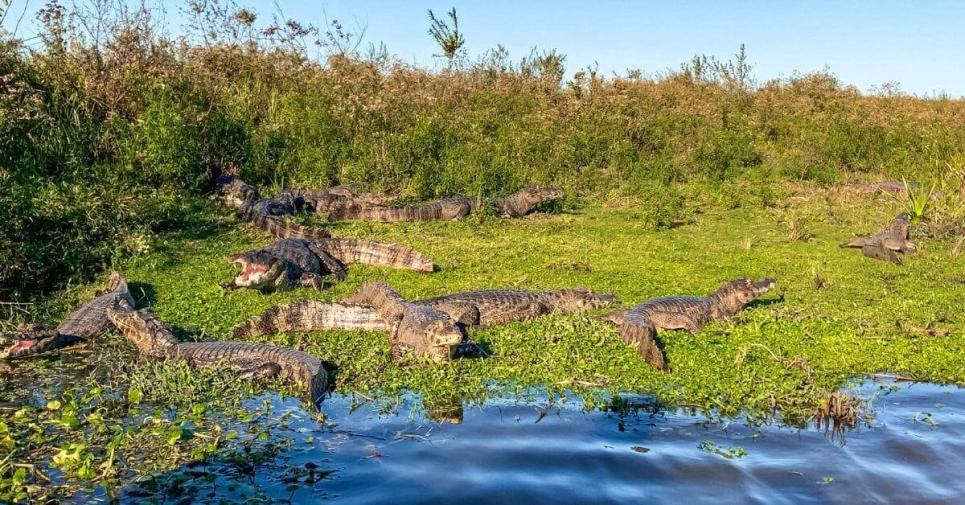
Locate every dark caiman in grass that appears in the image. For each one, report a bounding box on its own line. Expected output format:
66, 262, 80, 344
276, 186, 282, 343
226, 238, 435, 292
1, 272, 134, 359
326, 186, 565, 222
840, 213, 916, 264
603, 278, 777, 370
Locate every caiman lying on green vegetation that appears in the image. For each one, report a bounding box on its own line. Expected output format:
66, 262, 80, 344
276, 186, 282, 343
107, 298, 329, 407
840, 213, 915, 264
236, 281, 616, 361
346, 281, 465, 361
226, 237, 434, 292
277, 185, 394, 215
232, 299, 391, 338
603, 278, 776, 371
325, 186, 565, 222
212, 175, 331, 240
1, 272, 134, 359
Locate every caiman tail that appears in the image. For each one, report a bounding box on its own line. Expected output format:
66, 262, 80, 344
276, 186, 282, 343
107, 299, 329, 408
329, 198, 473, 223
233, 300, 390, 338
248, 214, 331, 241
320, 238, 434, 272
343, 281, 408, 322
619, 310, 667, 371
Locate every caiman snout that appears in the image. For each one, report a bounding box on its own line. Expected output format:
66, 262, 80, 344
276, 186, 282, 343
752, 278, 777, 294
0, 336, 42, 359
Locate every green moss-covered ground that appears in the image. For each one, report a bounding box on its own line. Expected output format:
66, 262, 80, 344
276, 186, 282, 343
2, 183, 962, 500
28, 182, 965, 411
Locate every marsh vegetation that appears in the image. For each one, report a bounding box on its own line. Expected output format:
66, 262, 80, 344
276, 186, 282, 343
1, 1, 964, 502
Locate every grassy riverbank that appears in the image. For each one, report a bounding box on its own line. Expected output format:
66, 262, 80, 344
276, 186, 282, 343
37, 182, 965, 412
2, 181, 964, 500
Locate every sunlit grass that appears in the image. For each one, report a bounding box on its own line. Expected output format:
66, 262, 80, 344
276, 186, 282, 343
4, 182, 964, 500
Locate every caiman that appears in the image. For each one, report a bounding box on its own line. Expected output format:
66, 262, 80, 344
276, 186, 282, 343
1, 272, 135, 359
326, 186, 565, 222
107, 298, 329, 408
212, 175, 331, 241
602, 278, 776, 371
277, 186, 394, 215
235, 281, 616, 361
232, 299, 390, 338
344, 281, 465, 361
840, 213, 915, 264
226, 237, 434, 292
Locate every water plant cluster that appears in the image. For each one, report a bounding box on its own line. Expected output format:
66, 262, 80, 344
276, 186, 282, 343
1, 1, 964, 501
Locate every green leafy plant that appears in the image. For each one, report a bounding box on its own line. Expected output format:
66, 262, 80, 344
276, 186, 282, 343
698, 440, 747, 459
901, 178, 936, 223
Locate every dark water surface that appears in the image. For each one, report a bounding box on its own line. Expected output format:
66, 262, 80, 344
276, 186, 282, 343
106, 378, 965, 504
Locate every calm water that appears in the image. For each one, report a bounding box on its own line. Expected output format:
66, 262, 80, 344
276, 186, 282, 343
102, 377, 964, 504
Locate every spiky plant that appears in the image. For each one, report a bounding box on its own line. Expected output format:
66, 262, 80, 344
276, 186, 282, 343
901, 178, 936, 223
428, 8, 465, 64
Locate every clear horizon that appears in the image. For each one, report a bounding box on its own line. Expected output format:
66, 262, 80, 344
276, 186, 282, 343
3, 0, 963, 97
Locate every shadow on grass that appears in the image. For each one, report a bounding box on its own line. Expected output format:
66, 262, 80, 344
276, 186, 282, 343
128, 282, 157, 308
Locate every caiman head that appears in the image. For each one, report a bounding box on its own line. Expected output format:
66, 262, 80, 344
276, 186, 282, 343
227, 250, 291, 292
708, 278, 776, 319
212, 175, 260, 209
393, 312, 465, 363
421, 318, 465, 362
549, 289, 618, 312
519, 186, 564, 204
1, 324, 57, 359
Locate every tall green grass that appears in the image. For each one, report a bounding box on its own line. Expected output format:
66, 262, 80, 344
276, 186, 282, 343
1, 1, 964, 299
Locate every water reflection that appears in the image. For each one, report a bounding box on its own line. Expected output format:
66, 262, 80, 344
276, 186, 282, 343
107, 378, 965, 504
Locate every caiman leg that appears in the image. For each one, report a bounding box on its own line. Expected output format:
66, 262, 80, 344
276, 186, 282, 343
619, 311, 668, 371
298, 273, 326, 290
649, 312, 702, 333
306, 242, 348, 282
434, 302, 481, 326
231, 359, 283, 380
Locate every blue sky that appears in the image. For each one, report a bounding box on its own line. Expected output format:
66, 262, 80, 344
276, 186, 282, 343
4, 1, 963, 96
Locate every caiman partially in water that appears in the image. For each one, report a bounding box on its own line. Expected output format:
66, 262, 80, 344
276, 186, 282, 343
107, 298, 329, 407
602, 278, 776, 370
1, 272, 134, 359
325, 186, 565, 222
236, 281, 616, 361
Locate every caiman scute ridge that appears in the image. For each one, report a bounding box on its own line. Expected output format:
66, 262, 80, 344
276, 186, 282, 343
1, 272, 134, 359
238, 281, 617, 362
602, 278, 776, 371
325, 186, 565, 223
233, 300, 390, 338
107, 298, 328, 407
278, 186, 394, 215
212, 175, 331, 241
226, 238, 434, 292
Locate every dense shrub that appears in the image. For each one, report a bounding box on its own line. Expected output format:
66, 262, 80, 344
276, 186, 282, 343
1, 1, 964, 299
